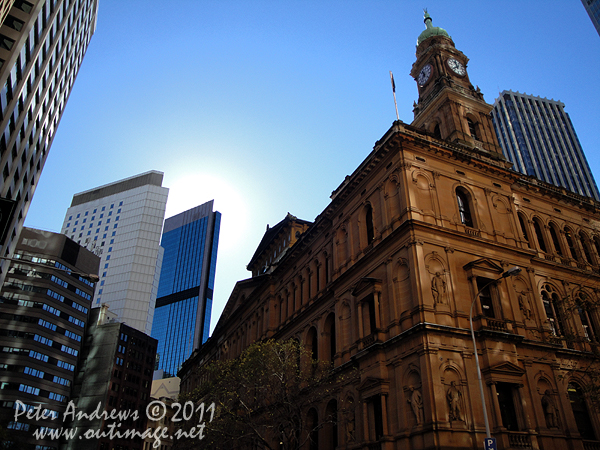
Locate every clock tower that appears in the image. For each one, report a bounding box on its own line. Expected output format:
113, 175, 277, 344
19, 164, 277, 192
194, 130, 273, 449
410, 11, 504, 156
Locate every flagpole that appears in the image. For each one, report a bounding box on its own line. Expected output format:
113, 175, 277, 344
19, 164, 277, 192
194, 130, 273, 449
390, 71, 399, 121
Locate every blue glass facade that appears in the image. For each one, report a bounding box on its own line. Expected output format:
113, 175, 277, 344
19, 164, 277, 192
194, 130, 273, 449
582, 0, 600, 36
491, 91, 600, 201
151, 202, 220, 377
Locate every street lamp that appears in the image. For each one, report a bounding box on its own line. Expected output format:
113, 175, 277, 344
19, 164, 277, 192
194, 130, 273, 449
469, 266, 521, 443
0, 255, 99, 283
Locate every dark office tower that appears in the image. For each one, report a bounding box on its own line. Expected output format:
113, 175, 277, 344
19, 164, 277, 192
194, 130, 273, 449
0, 0, 99, 287
582, 0, 600, 36
151, 201, 220, 377
491, 90, 600, 201
65, 306, 157, 450
0, 227, 99, 450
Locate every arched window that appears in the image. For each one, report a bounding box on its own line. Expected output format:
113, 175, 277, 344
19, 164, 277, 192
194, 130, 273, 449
306, 327, 318, 361
579, 231, 594, 265
564, 227, 579, 260
365, 204, 374, 245
456, 188, 474, 227
548, 224, 563, 256
323, 313, 336, 364
576, 291, 599, 342
541, 283, 565, 337
594, 236, 600, 262
518, 213, 530, 248
433, 123, 441, 139
568, 383, 596, 440
532, 218, 547, 253
467, 117, 479, 140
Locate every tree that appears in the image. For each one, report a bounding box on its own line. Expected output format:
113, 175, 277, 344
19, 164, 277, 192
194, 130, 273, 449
174, 339, 356, 450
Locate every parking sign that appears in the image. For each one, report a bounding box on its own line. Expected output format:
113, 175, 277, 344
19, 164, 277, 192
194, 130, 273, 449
484, 437, 497, 450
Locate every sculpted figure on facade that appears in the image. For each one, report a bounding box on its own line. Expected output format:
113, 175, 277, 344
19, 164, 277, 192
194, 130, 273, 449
541, 390, 559, 428
431, 272, 447, 304
408, 386, 424, 425
518, 290, 533, 320
447, 381, 463, 421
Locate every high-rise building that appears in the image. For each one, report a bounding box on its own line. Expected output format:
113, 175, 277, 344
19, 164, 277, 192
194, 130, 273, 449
151, 201, 220, 377
0, 0, 99, 287
181, 12, 600, 450
61, 171, 169, 335
491, 90, 600, 201
582, 0, 600, 36
0, 227, 98, 450
65, 305, 157, 450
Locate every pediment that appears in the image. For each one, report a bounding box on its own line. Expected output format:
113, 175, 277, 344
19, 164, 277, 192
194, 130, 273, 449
463, 258, 503, 275
213, 277, 264, 331
482, 361, 526, 380
352, 277, 382, 298
357, 376, 389, 397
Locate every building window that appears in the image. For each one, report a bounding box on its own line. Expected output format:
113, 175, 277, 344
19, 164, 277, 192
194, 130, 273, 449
362, 294, 378, 336
549, 224, 563, 256
576, 291, 599, 342
477, 277, 497, 318
324, 313, 336, 364
365, 204, 374, 245
306, 408, 318, 450
517, 213, 530, 248
369, 395, 385, 440
541, 283, 565, 337
306, 327, 318, 361
496, 383, 521, 431
456, 188, 474, 227
467, 117, 479, 140
579, 231, 594, 265
532, 218, 547, 253
568, 383, 596, 440
564, 227, 578, 260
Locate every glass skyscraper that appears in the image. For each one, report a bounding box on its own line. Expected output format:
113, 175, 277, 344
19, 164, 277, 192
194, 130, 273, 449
0, 0, 99, 287
152, 200, 220, 377
491, 90, 600, 201
582, 0, 600, 36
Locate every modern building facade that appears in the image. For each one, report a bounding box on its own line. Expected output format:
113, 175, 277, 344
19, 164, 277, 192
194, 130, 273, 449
181, 13, 600, 450
61, 171, 169, 335
0, 1, 16, 27
152, 201, 220, 377
582, 0, 600, 36
0, 227, 99, 450
0, 0, 99, 287
491, 90, 600, 201
65, 305, 157, 450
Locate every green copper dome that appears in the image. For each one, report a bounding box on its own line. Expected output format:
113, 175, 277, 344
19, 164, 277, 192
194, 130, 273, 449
417, 10, 450, 45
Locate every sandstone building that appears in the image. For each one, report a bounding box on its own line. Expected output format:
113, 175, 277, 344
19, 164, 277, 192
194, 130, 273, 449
180, 13, 600, 450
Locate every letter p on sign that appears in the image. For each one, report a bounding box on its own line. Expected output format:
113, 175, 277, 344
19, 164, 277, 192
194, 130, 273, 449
484, 438, 497, 450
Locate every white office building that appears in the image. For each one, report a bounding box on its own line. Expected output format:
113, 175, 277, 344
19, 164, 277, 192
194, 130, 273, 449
61, 170, 169, 334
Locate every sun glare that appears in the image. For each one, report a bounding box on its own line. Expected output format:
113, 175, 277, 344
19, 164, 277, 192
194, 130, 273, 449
164, 172, 248, 252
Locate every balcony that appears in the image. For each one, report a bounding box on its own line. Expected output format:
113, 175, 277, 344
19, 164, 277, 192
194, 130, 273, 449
483, 318, 508, 333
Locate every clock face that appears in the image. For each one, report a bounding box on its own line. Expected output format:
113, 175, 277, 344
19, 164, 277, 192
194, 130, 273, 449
447, 58, 466, 76
417, 64, 432, 86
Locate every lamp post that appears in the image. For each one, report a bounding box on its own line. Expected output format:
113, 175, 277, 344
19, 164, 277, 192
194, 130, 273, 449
469, 266, 521, 443
0, 255, 99, 283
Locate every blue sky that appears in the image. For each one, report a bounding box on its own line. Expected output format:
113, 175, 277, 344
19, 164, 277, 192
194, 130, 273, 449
24, 1, 600, 333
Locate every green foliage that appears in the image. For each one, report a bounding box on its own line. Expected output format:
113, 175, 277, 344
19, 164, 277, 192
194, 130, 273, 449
174, 339, 355, 450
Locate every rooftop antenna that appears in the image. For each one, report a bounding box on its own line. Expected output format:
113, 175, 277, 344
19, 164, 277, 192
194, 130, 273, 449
390, 71, 400, 121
